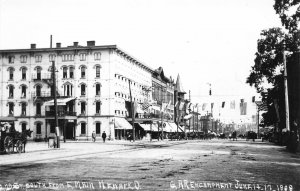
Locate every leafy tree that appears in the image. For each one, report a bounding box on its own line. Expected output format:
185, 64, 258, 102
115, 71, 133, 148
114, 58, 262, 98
247, 28, 286, 128
274, 0, 300, 33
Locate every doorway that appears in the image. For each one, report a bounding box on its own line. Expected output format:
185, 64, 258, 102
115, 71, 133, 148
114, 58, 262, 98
65, 122, 74, 139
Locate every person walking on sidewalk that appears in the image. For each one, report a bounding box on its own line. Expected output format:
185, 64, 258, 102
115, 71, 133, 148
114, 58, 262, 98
102, 131, 107, 143
92, 131, 96, 142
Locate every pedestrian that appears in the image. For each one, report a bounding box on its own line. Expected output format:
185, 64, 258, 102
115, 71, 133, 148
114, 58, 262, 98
92, 131, 96, 142
102, 131, 107, 143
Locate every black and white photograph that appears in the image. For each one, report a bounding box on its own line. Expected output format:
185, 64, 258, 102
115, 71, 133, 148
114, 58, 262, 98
0, 0, 299, 190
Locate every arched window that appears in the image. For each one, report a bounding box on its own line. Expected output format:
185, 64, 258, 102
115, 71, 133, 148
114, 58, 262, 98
96, 101, 101, 114
96, 66, 100, 78
63, 67, 68, 78
8, 85, 14, 98
95, 122, 101, 135
8, 102, 14, 115
81, 84, 86, 96
69, 67, 74, 79
36, 123, 42, 134
81, 67, 86, 78
21, 123, 27, 132
63, 82, 73, 97
21, 85, 27, 98
81, 102, 86, 114
36, 67, 41, 80
9, 68, 14, 80
21, 102, 26, 115
96, 83, 101, 96
36, 85, 41, 97
80, 122, 86, 135
36, 102, 41, 115
21, 67, 27, 80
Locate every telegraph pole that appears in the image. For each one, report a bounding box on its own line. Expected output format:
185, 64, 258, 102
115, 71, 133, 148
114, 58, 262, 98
160, 86, 164, 140
283, 45, 290, 131
128, 80, 135, 142
52, 61, 60, 148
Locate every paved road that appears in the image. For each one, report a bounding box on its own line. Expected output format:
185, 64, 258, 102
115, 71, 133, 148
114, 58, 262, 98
0, 139, 299, 191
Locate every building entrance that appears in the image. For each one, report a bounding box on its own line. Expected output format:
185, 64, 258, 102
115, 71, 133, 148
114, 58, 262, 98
66, 122, 75, 139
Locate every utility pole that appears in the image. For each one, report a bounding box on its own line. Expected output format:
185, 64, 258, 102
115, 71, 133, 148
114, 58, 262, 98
52, 61, 60, 148
128, 80, 135, 142
160, 86, 164, 140
283, 45, 290, 131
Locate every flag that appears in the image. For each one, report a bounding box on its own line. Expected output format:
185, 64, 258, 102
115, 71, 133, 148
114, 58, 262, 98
256, 101, 268, 111
230, 100, 235, 109
142, 102, 151, 110
240, 101, 247, 115
252, 115, 257, 123
202, 103, 207, 111
222, 102, 225, 108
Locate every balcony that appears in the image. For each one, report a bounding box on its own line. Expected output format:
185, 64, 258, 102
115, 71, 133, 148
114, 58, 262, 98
32, 73, 53, 81
46, 111, 77, 117
31, 91, 52, 98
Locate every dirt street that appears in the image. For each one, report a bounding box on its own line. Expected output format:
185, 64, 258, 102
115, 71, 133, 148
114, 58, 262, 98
0, 139, 299, 191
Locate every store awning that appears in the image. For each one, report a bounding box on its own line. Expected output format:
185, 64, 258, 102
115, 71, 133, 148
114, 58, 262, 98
168, 122, 179, 132
115, 118, 132, 129
0, 117, 17, 122
44, 98, 75, 106
151, 105, 161, 111
184, 114, 193, 120
139, 123, 159, 131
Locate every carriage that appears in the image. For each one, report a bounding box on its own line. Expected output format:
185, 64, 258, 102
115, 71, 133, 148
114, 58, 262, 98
0, 121, 32, 154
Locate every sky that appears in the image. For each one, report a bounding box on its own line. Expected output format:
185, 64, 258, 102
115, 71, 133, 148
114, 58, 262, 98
0, 0, 283, 122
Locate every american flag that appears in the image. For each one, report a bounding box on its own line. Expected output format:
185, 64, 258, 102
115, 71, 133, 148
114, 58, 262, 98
142, 102, 151, 110
255, 101, 268, 111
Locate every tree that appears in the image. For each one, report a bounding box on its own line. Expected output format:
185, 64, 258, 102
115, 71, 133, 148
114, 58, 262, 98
247, 1, 300, 151
246, 28, 289, 129
274, 0, 300, 33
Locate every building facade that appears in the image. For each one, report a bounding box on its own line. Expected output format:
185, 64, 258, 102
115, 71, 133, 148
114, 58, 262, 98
0, 41, 154, 141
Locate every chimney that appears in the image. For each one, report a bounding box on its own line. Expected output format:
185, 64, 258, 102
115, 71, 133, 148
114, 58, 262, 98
87, 41, 95, 46
30, 44, 36, 49
56, 43, 61, 48
73, 42, 79, 47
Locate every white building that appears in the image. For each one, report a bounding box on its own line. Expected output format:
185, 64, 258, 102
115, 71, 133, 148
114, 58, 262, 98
0, 41, 153, 141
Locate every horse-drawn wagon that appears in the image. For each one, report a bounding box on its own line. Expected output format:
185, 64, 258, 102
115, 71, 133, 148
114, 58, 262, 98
0, 120, 32, 154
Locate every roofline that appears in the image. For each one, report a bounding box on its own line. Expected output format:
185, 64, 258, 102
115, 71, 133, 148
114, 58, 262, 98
114, 46, 154, 73
0, 44, 155, 73
0, 45, 118, 53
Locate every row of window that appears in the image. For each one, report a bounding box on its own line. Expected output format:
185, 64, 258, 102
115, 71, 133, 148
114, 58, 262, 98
7, 101, 102, 116
7, 83, 102, 98
7, 53, 102, 64
7, 65, 101, 81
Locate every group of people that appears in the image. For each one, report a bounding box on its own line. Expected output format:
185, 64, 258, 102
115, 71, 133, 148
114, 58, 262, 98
92, 131, 107, 143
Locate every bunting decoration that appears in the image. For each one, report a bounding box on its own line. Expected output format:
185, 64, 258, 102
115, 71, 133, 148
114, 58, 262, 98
202, 103, 207, 111
252, 115, 257, 123
142, 102, 151, 110
230, 100, 235, 109
240, 100, 247, 115
257, 102, 268, 111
